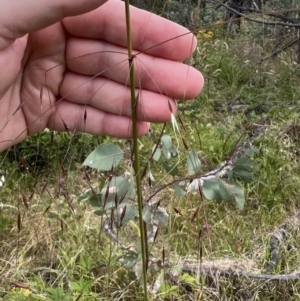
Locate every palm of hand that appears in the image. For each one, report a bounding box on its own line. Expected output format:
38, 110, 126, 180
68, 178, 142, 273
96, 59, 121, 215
0, 22, 65, 150
0, 1, 203, 152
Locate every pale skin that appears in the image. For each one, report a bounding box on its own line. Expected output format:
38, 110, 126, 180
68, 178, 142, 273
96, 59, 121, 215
0, 0, 204, 152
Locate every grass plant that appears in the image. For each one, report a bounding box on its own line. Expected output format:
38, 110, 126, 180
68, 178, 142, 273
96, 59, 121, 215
1, 3, 300, 301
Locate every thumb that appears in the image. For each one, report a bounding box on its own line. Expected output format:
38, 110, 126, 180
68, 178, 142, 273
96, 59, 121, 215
0, 0, 108, 49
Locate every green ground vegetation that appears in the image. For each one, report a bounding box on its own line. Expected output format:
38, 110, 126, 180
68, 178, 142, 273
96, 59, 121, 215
1, 20, 300, 301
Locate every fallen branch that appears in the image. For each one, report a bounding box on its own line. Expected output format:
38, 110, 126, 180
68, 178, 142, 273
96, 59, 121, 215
212, 0, 300, 28
181, 261, 300, 282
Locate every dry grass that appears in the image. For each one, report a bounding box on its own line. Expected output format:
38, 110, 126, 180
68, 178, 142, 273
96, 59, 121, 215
1, 33, 300, 300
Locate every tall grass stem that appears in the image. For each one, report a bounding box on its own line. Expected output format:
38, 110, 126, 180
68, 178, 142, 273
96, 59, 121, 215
124, 1, 148, 300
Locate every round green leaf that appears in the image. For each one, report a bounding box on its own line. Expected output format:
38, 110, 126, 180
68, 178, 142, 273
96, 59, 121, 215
161, 135, 173, 150
88, 194, 102, 207
187, 150, 201, 175
101, 176, 135, 209
162, 146, 171, 159
174, 183, 186, 196
152, 145, 161, 161
162, 162, 179, 176
169, 146, 178, 158
114, 203, 138, 226
202, 178, 222, 200
94, 209, 105, 216
233, 157, 259, 172
221, 179, 245, 210
118, 249, 139, 269
153, 208, 169, 227
202, 178, 245, 210
143, 204, 152, 223
82, 143, 123, 171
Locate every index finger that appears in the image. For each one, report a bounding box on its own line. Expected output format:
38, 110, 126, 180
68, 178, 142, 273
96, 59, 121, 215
62, 0, 197, 61
0, 0, 108, 49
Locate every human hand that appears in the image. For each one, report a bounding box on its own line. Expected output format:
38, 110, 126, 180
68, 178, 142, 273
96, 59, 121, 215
0, 0, 203, 152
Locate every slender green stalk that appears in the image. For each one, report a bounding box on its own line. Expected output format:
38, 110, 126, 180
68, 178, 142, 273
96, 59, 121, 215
124, 1, 148, 299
